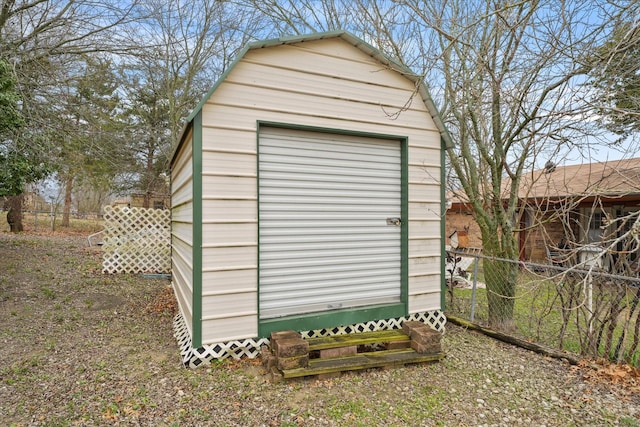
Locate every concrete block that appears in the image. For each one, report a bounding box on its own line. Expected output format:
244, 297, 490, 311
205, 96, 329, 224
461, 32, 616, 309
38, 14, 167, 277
274, 338, 309, 358
277, 354, 309, 370
270, 330, 300, 342
319, 345, 357, 359
411, 340, 442, 354
385, 340, 411, 350
402, 321, 429, 336
411, 330, 442, 347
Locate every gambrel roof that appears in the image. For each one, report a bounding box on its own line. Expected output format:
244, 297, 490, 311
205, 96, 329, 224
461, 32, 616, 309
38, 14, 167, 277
176, 30, 453, 161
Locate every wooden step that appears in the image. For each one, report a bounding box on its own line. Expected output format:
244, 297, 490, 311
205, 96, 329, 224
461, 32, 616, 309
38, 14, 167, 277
305, 329, 410, 351
282, 348, 445, 379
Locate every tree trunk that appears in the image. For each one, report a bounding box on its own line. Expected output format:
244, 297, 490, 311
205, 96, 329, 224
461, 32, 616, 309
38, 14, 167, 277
447, 315, 581, 365
61, 174, 73, 227
143, 142, 155, 209
481, 227, 519, 332
143, 191, 150, 209
485, 257, 518, 332
6, 194, 24, 232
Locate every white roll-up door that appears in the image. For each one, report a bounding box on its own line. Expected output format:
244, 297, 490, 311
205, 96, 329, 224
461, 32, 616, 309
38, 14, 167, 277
258, 127, 402, 319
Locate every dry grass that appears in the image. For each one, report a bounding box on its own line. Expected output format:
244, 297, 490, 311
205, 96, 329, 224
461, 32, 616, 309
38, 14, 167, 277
1, 230, 639, 426
0, 211, 104, 235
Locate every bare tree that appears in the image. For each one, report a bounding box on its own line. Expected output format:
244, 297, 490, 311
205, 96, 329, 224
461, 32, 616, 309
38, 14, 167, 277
116, 0, 259, 208
234, 0, 350, 35
242, 0, 627, 329
0, 0, 136, 231
392, 0, 615, 329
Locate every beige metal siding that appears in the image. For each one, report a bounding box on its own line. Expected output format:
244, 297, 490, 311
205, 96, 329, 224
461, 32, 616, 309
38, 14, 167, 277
202, 269, 256, 293
202, 199, 255, 221
211, 83, 431, 130
202, 175, 256, 198
202, 222, 256, 244
171, 128, 194, 336
202, 292, 256, 319
202, 151, 255, 176
408, 292, 441, 313
201, 316, 259, 344
171, 203, 192, 223
197, 38, 442, 343
406, 140, 442, 312
202, 246, 257, 271
228, 61, 415, 104
202, 127, 256, 152
172, 140, 193, 207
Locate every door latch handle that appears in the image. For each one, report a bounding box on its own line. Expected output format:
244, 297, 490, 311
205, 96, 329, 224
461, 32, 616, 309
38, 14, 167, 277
386, 217, 401, 226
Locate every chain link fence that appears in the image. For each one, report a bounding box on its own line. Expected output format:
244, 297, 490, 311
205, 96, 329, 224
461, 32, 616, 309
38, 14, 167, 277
0, 210, 105, 233
445, 250, 640, 367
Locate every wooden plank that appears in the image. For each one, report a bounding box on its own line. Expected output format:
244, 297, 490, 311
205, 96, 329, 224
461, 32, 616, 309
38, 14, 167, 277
446, 315, 581, 365
282, 348, 444, 378
306, 330, 410, 351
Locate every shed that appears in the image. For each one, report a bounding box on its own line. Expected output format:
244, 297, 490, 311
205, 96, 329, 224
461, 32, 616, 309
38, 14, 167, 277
170, 31, 453, 366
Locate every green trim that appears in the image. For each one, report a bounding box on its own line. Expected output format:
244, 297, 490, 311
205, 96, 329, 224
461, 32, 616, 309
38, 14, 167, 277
256, 122, 409, 336
400, 137, 409, 313
440, 136, 447, 311
191, 111, 203, 348
258, 303, 406, 338
257, 121, 406, 141
255, 122, 261, 336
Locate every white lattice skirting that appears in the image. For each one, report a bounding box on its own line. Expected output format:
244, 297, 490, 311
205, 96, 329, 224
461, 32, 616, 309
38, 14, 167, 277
174, 310, 447, 368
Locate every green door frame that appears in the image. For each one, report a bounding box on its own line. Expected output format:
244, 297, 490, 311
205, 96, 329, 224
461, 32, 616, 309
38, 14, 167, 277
256, 121, 409, 337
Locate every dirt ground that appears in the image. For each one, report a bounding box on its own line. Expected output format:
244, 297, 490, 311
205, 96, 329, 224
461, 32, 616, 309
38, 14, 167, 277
1, 231, 639, 426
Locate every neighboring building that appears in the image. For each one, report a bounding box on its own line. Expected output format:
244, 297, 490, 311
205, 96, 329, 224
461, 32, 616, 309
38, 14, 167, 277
445, 198, 482, 250
112, 193, 170, 210
446, 157, 640, 263
170, 31, 453, 365
130, 193, 170, 210
518, 157, 640, 263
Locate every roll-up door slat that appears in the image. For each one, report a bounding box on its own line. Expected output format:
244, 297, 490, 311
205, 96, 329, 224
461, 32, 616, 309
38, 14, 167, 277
259, 127, 402, 319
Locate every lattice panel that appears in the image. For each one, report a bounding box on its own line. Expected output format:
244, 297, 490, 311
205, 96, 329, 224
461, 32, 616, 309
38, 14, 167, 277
173, 314, 269, 368
300, 311, 447, 339
102, 206, 171, 274
173, 310, 447, 368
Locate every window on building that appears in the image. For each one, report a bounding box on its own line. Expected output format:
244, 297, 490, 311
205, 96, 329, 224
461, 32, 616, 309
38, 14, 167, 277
153, 200, 165, 210
586, 211, 604, 244
616, 209, 640, 264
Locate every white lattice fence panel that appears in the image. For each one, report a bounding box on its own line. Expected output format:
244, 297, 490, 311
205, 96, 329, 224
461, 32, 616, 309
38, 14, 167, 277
102, 206, 171, 274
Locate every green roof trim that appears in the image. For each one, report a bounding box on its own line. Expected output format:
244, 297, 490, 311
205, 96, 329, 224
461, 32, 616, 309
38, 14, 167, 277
171, 30, 453, 165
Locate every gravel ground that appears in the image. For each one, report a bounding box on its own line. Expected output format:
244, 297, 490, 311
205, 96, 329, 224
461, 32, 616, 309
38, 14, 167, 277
1, 232, 639, 426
